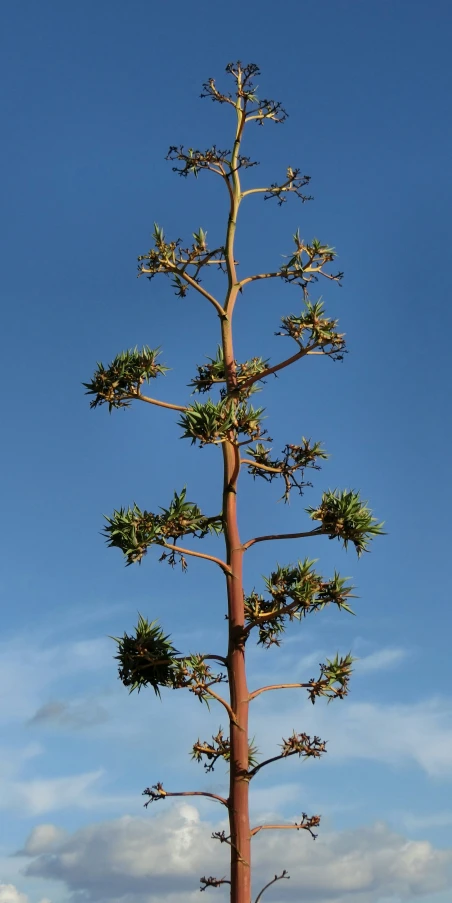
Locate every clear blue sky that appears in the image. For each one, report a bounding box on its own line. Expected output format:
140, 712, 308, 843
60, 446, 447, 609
1, 2, 452, 903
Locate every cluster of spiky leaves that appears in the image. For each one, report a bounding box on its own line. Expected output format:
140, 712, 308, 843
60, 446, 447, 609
103, 488, 222, 567
245, 438, 328, 502
244, 559, 355, 648
308, 489, 385, 555
113, 615, 226, 699
277, 299, 346, 359
179, 399, 265, 446
280, 232, 343, 296
306, 653, 354, 704
189, 346, 269, 398
83, 346, 168, 411
137, 223, 227, 297
192, 729, 259, 773
112, 616, 180, 696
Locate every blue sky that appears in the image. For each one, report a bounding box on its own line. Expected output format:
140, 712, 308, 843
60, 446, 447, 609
1, 1, 452, 902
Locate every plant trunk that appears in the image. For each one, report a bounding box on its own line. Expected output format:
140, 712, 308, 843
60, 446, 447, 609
223, 439, 251, 903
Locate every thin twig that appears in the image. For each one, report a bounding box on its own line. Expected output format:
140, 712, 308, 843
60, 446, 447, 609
254, 870, 290, 903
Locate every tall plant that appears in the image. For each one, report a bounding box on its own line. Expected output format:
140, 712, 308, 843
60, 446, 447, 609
85, 61, 383, 903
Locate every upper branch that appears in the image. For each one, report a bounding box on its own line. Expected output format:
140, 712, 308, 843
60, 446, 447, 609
251, 813, 320, 839
243, 528, 323, 551
143, 782, 229, 808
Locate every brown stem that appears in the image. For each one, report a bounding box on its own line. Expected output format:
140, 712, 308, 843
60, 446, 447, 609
221, 84, 251, 903
238, 342, 320, 392
242, 527, 324, 551
249, 682, 311, 702
160, 790, 229, 807
240, 458, 283, 475
131, 392, 187, 412
203, 686, 238, 724
254, 871, 290, 903
160, 541, 232, 575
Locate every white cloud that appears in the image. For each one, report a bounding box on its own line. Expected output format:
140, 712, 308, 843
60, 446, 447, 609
3, 770, 104, 816
356, 648, 408, 673
24, 807, 452, 903
0, 885, 28, 903
252, 696, 452, 778
17, 825, 68, 857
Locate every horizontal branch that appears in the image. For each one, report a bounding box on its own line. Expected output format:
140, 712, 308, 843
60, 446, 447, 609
238, 342, 321, 392
161, 541, 232, 575
147, 788, 229, 808
249, 682, 312, 702
242, 527, 324, 551
251, 822, 317, 837
240, 458, 283, 475
132, 392, 187, 413
248, 748, 303, 778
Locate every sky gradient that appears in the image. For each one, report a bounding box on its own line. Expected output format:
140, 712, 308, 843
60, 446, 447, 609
1, 2, 452, 903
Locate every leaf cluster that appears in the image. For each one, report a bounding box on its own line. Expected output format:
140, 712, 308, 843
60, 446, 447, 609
280, 731, 326, 760
113, 615, 226, 698
83, 346, 167, 411
103, 488, 222, 566
280, 231, 343, 294
307, 489, 385, 555
277, 299, 346, 360
192, 728, 259, 773
179, 399, 265, 446
112, 616, 180, 696
244, 559, 355, 648
306, 653, 354, 704
245, 437, 328, 501
138, 223, 226, 297
189, 346, 269, 398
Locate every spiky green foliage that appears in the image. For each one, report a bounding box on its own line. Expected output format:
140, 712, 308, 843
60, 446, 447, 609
277, 299, 346, 359
244, 559, 355, 648
192, 729, 259, 772
189, 346, 269, 397
83, 346, 168, 411
112, 615, 180, 696
103, 488, 222, 566
179, 400, 265, 446
307, 489, 385, 555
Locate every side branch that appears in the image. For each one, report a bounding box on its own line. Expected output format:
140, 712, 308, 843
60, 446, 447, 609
242, 528, 324, 551
132, 392, 187, 413
254, 871, 290, 903
239, 343, 320, 391
161, 541, 232, 575
249, 682, 312, 702
251, 814, 320, 839
143, 783, 229, 808
173, 268, 227, 318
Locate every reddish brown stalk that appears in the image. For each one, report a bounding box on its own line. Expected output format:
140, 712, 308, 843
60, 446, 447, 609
221, 76, 251, 903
